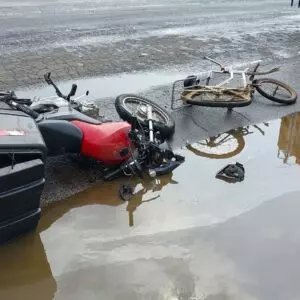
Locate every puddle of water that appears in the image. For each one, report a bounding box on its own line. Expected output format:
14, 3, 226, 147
15, 69, 188, 104
1, 112, 300, 299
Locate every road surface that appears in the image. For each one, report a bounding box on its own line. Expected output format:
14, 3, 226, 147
1, 3, 300, 299
0, 0, 299, 89
1, 0, 298, 202
2, 114, 300, 300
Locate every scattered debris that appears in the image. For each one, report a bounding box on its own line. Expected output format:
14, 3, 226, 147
216, 162, 245, 183
119, 184, 134, 201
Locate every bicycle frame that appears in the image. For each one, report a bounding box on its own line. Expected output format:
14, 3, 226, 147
206, 68, 249, 88
171, 57, 253, 110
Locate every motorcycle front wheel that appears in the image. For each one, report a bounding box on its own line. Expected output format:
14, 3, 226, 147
115, 94, 175, 138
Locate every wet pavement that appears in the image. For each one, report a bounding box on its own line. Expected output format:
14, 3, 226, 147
0, 0, 300, 89
13, 57, 300, 203
1, 113, 300, 300
2, 0, 300, 204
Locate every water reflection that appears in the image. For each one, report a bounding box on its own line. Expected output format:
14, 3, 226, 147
186, 112, 300, 165
41, 173, 176, 231
126, 175, 178, 227
278, 113, 300, 165
0, 234, 56, 300
2, 113, 300, 300
0, 174, 175, 299
187, 123, 269, 159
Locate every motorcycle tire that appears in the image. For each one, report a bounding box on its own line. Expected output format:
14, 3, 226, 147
115, 94, 175, 139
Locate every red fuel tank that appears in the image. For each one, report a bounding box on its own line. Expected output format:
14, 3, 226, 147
71, 120, 132, 164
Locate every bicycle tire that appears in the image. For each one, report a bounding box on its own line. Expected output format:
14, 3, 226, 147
186, 130, 245, 159
115, 94, 175, 139
254, 78, 297, 104
182, 88, 253, 108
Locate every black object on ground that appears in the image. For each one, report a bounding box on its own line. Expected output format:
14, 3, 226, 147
0, 108, 46, 244
119, 185, 134, 202
216, 162, 245, 183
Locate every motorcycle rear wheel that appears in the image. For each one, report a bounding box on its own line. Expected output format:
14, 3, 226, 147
115, 94, 175, 139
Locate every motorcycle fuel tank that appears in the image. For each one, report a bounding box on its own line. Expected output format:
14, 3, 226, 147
71, 120, 132, 164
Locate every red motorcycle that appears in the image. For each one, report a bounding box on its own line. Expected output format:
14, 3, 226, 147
1, 74, 184, 180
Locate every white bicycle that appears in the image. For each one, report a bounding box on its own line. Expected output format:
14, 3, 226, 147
171, 57, 297, 110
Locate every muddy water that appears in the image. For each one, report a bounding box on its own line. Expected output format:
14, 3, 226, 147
15, 70, 188, 103
2, 113, 300, 300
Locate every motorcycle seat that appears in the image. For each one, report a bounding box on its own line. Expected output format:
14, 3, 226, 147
38, 120, 83, 156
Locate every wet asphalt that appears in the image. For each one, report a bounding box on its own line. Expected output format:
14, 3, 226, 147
1, 0, 300, 89
1, 1, 300, 299
0, 0, 298, 202
14, 57, 300, 203
2, 113, 300, 300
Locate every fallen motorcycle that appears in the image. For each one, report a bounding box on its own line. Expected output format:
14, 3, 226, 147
0, 74, 184, 180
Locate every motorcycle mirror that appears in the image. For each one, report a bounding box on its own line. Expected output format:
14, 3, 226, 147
86, 90, 89, 96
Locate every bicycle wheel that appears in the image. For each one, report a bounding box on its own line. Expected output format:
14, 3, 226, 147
115, 94, 175, 138
254, 78, 297, 104
181, 86, 253, 108
186, 129, 245, 159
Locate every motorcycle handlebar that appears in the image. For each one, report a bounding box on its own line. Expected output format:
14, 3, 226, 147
67, 84, 77, 100
13, 98, 32, 105
44, 72, 52, 85
5, 97, 39, 119
44, 72, 78, 101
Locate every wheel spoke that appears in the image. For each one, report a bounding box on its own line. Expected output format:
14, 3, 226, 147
272, 85, 279, 96
188, 132, 244, 159
123, 97, 168, 123
258, 81, 293, 101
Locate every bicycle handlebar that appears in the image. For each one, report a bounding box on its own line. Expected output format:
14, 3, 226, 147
246, 67, 280, 76
203, 56, 225, 70
203, 57, 280, 78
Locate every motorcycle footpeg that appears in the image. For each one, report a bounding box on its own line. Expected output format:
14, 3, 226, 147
174, 154, 185, 163
152, 160, 182, 176
128, 160, 144, 179
103, 167, 123, 181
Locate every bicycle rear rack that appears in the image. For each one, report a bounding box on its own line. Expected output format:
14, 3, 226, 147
171, 78, 192, 110
171, 71, 213, 110
171, 69, 249, 110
